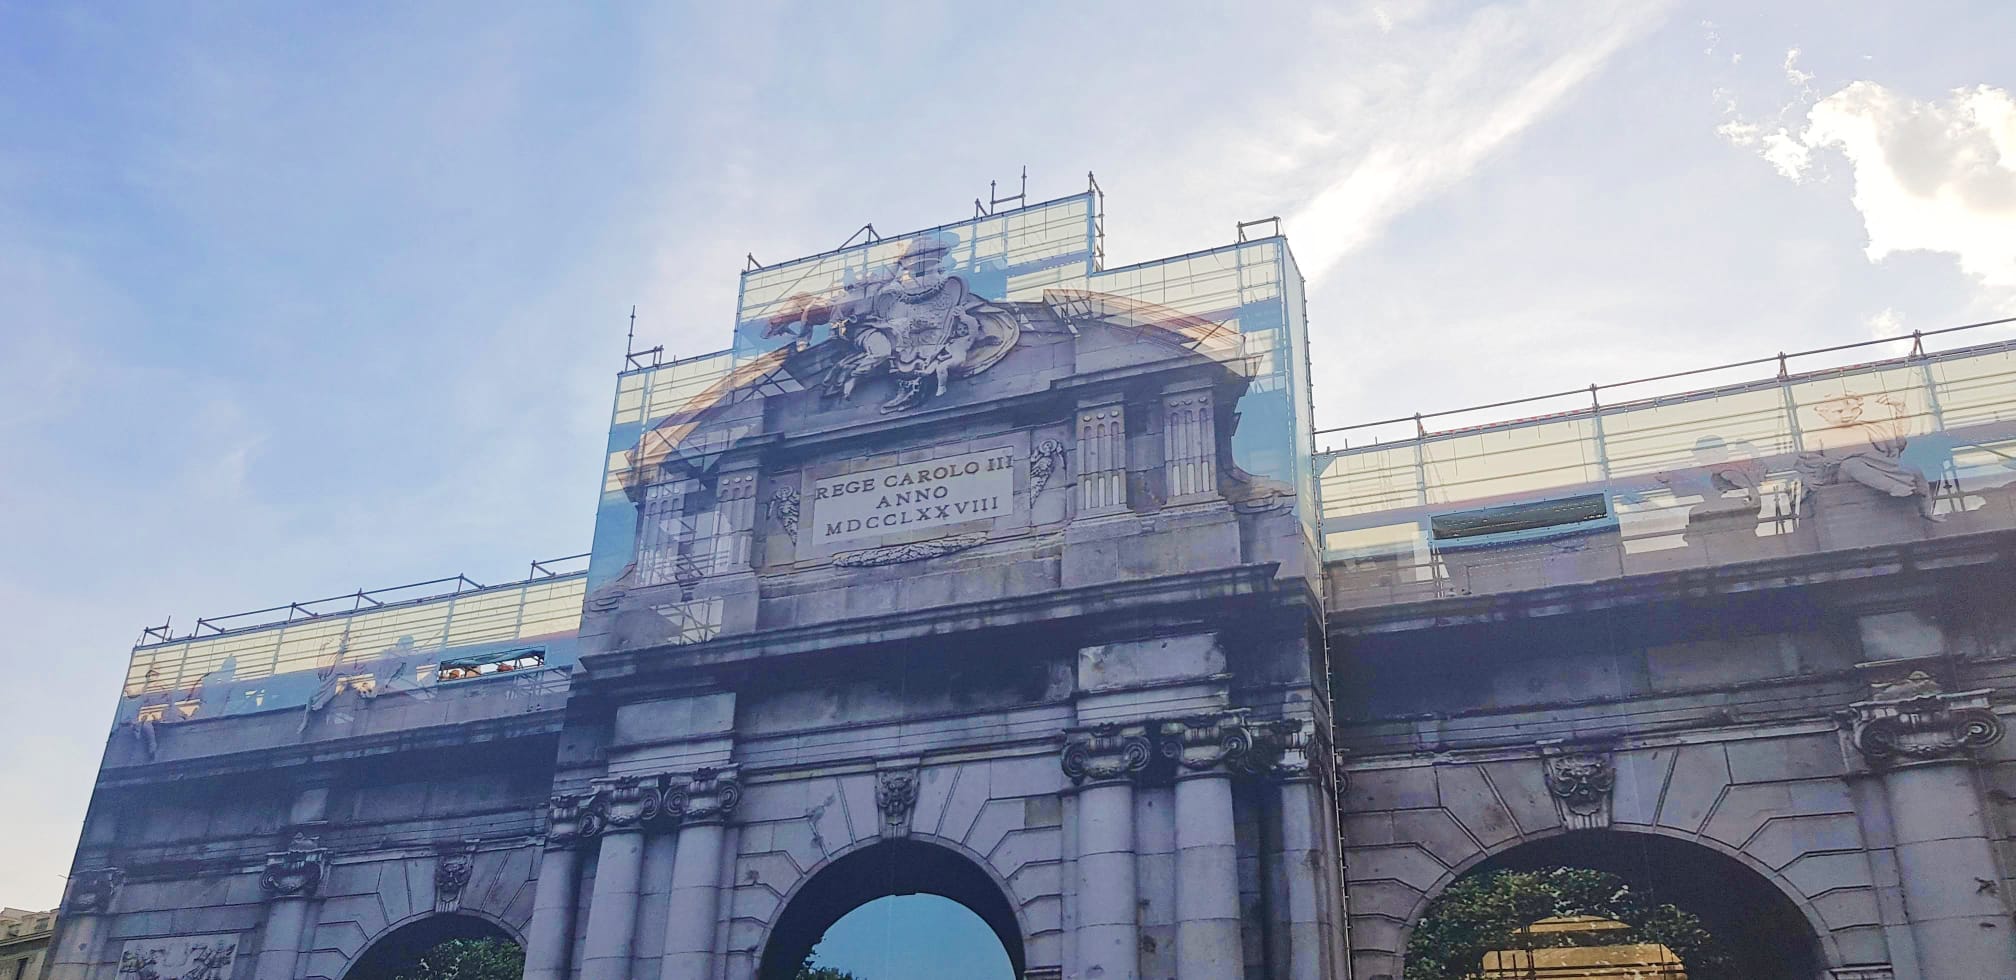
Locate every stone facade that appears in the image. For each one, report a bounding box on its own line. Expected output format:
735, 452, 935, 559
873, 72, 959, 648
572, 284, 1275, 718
46, 196, 2016, 980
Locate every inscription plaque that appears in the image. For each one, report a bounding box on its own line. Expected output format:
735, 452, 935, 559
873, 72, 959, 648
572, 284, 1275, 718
810, 446, 1016, 549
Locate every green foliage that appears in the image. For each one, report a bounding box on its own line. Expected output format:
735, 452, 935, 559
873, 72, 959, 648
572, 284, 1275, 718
795, 967, 862, 980
391, 937, 525, 980
1403, 867, 1727, 980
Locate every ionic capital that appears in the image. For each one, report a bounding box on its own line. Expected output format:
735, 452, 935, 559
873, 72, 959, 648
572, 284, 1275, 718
1061, 723, 1157, 785
669, 767, 742, 825
260, 833, 328, 899
1850, 688, 2003, 767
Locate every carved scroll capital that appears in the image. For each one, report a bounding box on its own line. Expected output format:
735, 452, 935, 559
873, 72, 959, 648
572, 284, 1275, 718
1851, 689, 2004, 767
1160, 712, 1256, 776
669, 767, 742, 825
593, 775, 649, 833
1061, 723, 1158, 786
65, 866, 124, 914
545, 793, 591, 848
260, 833, 328, 899
1540, 743, 1615, 830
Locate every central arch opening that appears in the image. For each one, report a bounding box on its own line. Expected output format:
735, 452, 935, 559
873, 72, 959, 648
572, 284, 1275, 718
759, 839, 1024, 980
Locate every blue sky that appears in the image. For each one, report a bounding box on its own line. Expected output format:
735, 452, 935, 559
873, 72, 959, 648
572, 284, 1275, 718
3, 0, 2013, 929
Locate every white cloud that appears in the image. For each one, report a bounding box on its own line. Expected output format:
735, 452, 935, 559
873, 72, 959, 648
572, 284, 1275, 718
1284, 0, 1674, 281
1721, 61, 2016, 288
1806, 83, 2016, 286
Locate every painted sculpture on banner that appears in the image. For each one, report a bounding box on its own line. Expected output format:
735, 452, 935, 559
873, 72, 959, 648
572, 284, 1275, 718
764, 236, 1020, 412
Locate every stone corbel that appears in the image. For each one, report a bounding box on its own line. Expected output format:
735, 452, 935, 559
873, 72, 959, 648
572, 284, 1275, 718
1539, 742, 1615, 831
434, 839, 478, 913
669, 767, 742, 825
875, 768, 920, 838
65, 866, 124, 914
1850, 687, 2004, 767
260, 833, 329, 899
1060, 722, 1158, 785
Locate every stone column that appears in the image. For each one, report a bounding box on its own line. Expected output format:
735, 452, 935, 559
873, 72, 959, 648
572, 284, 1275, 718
581, 777, 651, 980
1851, 682, 2016, 980
523, 793, 590, 980
255, 833, 329, 980
1166, 715, 1248, 980
1063, 724, 1154, 980
1267, 721, 1344, 979
660, 768, 740, 980
43, 867, 122, 980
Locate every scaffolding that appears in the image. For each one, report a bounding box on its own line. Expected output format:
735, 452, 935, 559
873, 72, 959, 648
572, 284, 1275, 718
119, 554, 589, 724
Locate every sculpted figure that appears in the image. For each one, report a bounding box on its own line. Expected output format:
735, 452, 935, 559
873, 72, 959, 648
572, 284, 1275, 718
765, 236, 1012, 413
1799, 393, 1942, 520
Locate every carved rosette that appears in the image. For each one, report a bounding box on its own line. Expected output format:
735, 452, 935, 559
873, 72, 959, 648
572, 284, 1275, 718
669, 767, 742, 825
1160, 713, 1256, 776
1851, 689, 2004, 767
260, 833, 329, 899
1061, 723, 1158, 785
65, 866, 124, 914
593, 775, 649, 834
434, 841, 477, 913
1540, 745, 1615, 831
876, 769, 920, 838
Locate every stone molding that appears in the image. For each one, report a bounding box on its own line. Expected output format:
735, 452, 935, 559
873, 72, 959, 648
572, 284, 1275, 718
65, 866, 124, 914
1828, 967, 1895, 980
1850, 688, 2004, 767
1062, 712, 1320, 786
260, 833, 328, 899
1539, 742, 1615, 830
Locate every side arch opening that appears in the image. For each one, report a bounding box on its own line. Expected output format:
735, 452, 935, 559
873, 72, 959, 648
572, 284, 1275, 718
757, 837, 1025, 980
342, 911, 519, 979
1408, 830, 1824, 980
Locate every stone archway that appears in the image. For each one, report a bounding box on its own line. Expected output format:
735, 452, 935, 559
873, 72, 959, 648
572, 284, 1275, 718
756, 837, 1027, 980
342, 911, 520, 979
1404, 830, 1825, 980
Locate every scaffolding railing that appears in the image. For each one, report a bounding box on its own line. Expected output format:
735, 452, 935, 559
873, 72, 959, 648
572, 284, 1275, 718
119, 554, 590, 724
1316, 318, 2016, 595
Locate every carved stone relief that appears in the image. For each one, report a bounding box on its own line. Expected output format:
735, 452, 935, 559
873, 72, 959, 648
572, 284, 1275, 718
116, 934, 239, 980
1540, 743, 1615, 830
259, 833, 328, 899
875, 769, 919, 838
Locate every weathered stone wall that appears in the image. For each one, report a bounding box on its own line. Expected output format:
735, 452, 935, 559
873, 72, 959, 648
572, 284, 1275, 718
1332, 550, 2016, 980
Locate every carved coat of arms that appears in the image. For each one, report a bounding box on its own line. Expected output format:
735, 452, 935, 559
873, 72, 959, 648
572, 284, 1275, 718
766, 237, 1019, 412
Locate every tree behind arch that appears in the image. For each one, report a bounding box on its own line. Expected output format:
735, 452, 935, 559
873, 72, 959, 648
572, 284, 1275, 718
390, 937, 524, 980
1405, 867, 1728, 980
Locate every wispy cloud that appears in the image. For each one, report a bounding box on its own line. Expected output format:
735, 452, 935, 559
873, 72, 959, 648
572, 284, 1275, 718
1283, 0, 1675, 281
